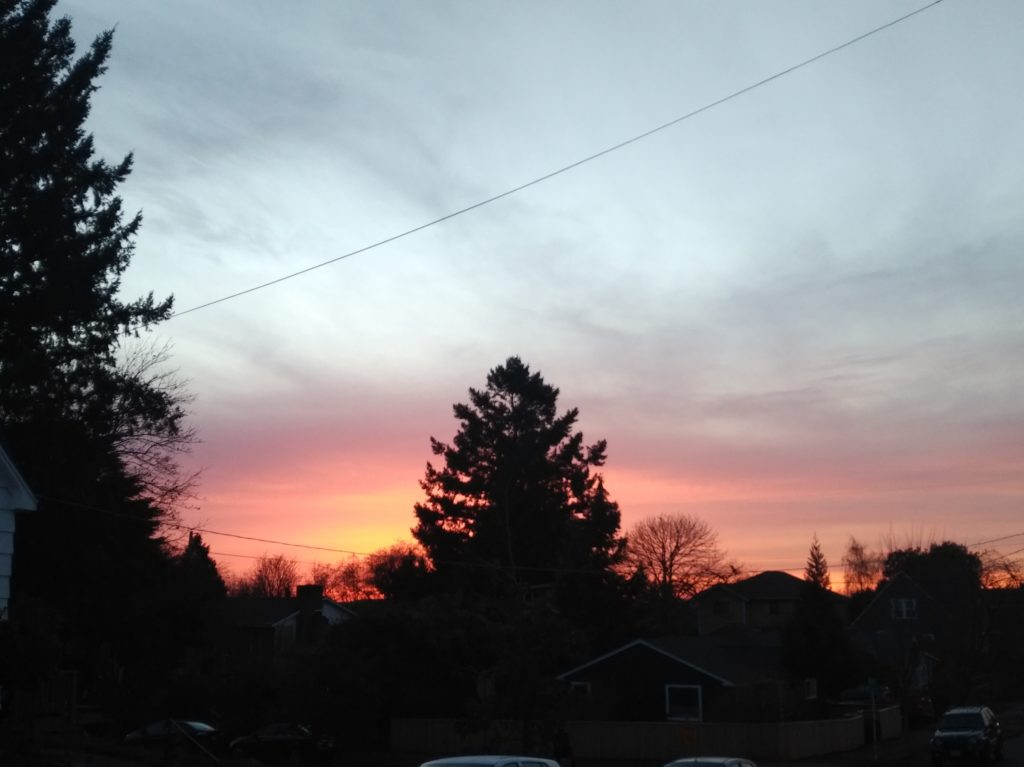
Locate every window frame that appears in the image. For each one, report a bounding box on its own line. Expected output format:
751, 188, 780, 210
891, 597, 918, 620
665, 683, 703, 722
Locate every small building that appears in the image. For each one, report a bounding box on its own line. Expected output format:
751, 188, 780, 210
221, 584, 356, 654
847, 571, 948, 693
691, 570, 810, 635
558, 632, 792, 723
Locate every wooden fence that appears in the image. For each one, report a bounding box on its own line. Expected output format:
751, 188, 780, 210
391, 712, 874, 762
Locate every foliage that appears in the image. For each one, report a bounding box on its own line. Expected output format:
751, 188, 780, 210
309, 557, 379, 602
174, 531, 227, 601
366, 543, 431, 601
841, 536, 880, 594
1, 0, 203, 700
804, 533, 831, 590
623, 513, 740, 599
782, 582, 862, 699
880, 541, 981, 606
328, 598, 493, 724
230, 553, 299, 598
0, 0, 193, 506
880, 540, 984, 662
978, 548, 1024, 589
412, 357, 626, 599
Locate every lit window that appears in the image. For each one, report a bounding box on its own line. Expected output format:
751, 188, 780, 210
891, 598, 918, 619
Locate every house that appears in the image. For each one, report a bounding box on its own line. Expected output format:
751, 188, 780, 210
847, 571, 947, 692
691, 570, 820, 635
558, 631, 797, 722
0, 441, 37, 619
557, 572, 856, 723
221, 584, 356, 654
978, 586, 1024, 698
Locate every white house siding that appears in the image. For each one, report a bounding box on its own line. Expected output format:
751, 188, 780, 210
1, 504, 17, 615
0, 450, 38, 618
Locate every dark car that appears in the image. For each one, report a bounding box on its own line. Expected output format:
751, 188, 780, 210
230, 722, 335, 764
930, 706, 1002, 765
125, 719, 222, 761
664, 759, 758, 767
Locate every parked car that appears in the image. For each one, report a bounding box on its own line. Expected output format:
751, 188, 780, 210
125, 719, 222, 760
230, 722, 335, 764
930, 706, 1003, 765
664, 758, 757, 767
420, 756, 561, 767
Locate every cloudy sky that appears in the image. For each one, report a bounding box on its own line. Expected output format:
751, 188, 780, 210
60, 0, 1024, 580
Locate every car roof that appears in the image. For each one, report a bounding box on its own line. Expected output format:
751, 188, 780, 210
421, 757, 559, 767
943, 706, 990, 715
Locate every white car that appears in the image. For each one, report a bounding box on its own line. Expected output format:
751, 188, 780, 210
420, 756, 561, 767
664, 758, 757, 767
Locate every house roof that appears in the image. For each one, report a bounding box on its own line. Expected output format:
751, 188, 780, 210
559, 633, 786, 687
221, 595, 357, 629
695, 570, 848, 607
0, 441, 37, 512
849, 570, 948, 628
695, 570, 807, 603
221, 597, 301, 628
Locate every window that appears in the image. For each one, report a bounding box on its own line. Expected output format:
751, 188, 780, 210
768, 601, 781, 616
803, 678, 818, 700
665, 684, 702, 721
712, 599, 731, 616
891, 598, 918, 620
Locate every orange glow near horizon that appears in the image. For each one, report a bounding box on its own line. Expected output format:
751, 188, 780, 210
193, 451, 1024, 589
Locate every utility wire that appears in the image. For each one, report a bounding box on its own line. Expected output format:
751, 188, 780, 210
967, 531, 1024, 548
39, 494, 366, 556
45, 492, 1021, 580
171, 0, 947, 319
37, 494, 818, 577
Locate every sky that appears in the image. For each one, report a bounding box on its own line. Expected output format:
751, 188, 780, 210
58, 0, 1024, 583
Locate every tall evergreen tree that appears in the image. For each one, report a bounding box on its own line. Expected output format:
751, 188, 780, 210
413, 357, 625, 598
1, 0, 195, 694
804, 533, 831, 590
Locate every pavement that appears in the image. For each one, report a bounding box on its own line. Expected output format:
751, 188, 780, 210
11, 703, 1024, 767
766, 701, 1024, 767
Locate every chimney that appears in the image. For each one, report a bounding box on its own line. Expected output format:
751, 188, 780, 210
295, 584, 324, 643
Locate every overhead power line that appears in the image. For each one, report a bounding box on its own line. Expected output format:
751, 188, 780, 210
171, 0, 947, 318
46, 492, 1020, 582
40, 494, 366, 557
967, 531, 1024, 548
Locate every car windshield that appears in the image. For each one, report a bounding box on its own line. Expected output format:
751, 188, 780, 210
939, 714, 983, 730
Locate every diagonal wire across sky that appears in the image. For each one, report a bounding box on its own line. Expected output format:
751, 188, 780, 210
170, 0, 948, 319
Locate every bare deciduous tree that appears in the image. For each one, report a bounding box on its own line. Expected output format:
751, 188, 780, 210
841, 536, 881, 594
111, 338, 201, 519
230, 553, 299, 597
979, 548, 1024, 589
309, 558, 379, 601
623, 513, 741, 599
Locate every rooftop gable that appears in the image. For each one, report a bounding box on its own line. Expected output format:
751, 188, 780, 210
559, 633, 786, 687
0, 443, 36, 512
